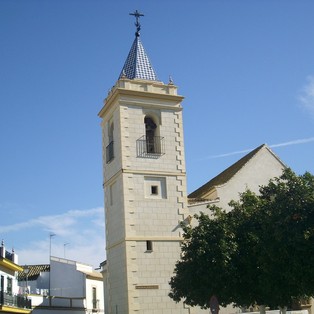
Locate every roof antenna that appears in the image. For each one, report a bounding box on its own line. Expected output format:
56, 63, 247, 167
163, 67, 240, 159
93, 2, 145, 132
129, 10, 144, 37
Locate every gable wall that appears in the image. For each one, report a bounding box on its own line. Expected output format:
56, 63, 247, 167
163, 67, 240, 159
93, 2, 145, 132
217, 147, 284, 210
189, 147, 285, 218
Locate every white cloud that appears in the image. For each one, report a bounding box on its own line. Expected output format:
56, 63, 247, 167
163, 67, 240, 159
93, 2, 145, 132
1, 207, 105, 268
201, 137, 314, 160
0, 207, 103, 234
202, 148, 253, 159
269, 137, 314, 148
299, 75, 314, 117
17, 234, 105, 268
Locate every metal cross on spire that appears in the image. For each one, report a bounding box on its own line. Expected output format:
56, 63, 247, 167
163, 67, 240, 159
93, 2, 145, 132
129, 10, 144, 37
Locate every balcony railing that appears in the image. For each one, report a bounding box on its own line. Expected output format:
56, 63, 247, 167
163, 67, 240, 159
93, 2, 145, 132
106, 141, 114, 163
136, 135, 164, 157
0, 291, 31, 309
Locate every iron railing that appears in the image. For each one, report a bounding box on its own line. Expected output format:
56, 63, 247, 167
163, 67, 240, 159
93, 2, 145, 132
106, 141, 114, 163
136, 135, 164, 157
0, 291, 31, 309
5, 250, 13, 261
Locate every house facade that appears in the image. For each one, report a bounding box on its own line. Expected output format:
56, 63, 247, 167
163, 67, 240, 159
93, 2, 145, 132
18, 257, 104, 314
0, 241, 31, 314
18, 264, 50, 297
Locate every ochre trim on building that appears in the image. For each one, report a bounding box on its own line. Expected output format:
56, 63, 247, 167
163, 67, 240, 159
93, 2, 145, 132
0, 258, 23, 272
0, 305, 31, 314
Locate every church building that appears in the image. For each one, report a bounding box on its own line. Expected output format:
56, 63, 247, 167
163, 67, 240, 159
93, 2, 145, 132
98, 11, 292, 314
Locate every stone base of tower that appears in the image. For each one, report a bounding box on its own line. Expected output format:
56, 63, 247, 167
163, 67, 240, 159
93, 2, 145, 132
104, 239, 192, 314
130, 239, 188, 313
104, 242, 129, 314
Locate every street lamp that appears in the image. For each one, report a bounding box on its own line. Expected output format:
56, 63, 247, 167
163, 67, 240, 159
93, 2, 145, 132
49, 233, 56, 297
23, 266, 30, 294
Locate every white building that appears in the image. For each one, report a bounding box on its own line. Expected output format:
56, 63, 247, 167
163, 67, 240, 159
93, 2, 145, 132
19, 257, 104, 314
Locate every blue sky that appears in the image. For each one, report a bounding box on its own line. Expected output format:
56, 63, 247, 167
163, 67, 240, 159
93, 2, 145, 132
1, 0, 313, 268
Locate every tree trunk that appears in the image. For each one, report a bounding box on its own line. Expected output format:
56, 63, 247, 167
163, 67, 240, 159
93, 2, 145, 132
279, 306, 287, 314
259, 305, 266, 314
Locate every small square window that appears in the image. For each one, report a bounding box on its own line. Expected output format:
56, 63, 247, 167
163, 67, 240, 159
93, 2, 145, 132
151, 185, 158, 195
144, 177, 167, 199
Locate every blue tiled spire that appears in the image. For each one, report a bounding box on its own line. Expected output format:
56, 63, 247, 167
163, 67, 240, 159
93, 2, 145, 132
119, 36, 158, 81
119, 10, 158, 81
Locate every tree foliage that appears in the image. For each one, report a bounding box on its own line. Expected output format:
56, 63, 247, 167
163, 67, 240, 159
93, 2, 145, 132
169, 168, 314, 309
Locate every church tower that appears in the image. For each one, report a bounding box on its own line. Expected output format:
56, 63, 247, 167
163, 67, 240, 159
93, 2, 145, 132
99, 11, 190, 313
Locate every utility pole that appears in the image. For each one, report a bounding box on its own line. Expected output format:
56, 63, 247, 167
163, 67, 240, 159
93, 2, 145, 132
49, 233, 56, 259
48, 233, 56, 297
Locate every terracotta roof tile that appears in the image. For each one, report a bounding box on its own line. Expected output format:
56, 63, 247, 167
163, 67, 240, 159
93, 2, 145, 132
18, 264, 50, 281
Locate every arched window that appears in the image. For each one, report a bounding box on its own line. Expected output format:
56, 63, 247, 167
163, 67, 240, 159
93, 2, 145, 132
145, 116, 157, 153
106, 121, 114, 163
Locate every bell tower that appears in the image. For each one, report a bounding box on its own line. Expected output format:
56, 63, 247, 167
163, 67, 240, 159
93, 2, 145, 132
99, 11, 190, 313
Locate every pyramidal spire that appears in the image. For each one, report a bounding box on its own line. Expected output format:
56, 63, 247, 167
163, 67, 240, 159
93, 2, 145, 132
119, 10, 158, 81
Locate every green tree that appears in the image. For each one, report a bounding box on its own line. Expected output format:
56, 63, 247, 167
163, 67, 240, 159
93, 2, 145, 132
169, 208, 237, 308
169, 169, 314, 311
253, 169, 314, 309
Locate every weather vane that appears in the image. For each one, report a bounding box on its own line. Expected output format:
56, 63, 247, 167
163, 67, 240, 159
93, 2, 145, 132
129, 10, 144, 37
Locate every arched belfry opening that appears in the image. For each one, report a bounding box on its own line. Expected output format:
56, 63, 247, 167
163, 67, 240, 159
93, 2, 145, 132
136, 115, 164, 157
145, 116, 157, 153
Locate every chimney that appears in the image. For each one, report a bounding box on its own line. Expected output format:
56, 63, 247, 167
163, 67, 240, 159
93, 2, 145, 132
12, 248, 18, 264
0, 240, 5, 258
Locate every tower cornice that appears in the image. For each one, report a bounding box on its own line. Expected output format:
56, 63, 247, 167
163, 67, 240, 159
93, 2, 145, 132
98, 79, 184, 118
